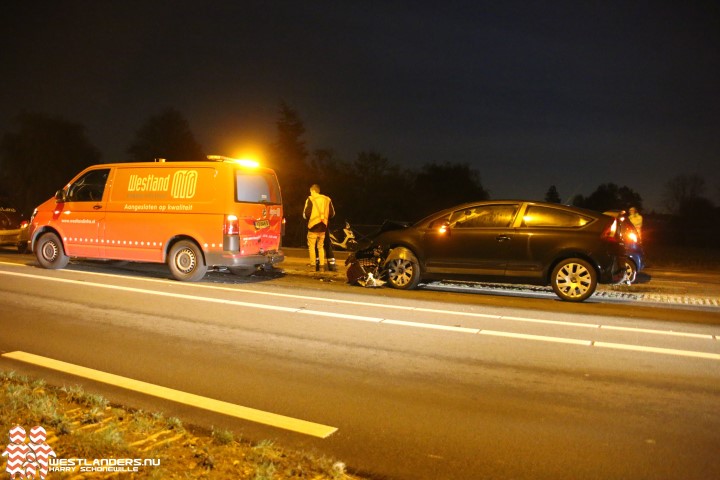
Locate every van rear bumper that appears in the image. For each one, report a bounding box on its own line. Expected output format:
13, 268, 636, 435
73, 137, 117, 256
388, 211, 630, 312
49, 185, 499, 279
206, 250, 285, 268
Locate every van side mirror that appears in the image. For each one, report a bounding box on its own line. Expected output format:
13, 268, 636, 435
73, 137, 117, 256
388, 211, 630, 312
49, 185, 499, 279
54, 189, 66, 202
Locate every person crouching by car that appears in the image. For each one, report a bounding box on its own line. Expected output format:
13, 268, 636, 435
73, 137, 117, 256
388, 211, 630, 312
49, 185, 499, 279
303, 184, 335, 272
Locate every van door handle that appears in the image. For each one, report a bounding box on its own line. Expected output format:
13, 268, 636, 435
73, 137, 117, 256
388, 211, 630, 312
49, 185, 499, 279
496, 235, 511, 242
93, 205, 102, 210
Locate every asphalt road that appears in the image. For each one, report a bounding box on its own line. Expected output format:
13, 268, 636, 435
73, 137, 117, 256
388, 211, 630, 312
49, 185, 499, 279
1, 249, 719, 479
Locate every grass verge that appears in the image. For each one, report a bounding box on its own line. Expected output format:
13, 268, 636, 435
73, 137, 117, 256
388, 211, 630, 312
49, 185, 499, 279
1, 370, 360, 479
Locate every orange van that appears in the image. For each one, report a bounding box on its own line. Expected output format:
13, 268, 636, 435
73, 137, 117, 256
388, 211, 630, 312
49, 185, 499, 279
29, 157, 284, 281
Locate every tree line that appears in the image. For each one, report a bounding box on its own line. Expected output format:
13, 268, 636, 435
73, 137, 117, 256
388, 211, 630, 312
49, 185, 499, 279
1, 104, 718, 248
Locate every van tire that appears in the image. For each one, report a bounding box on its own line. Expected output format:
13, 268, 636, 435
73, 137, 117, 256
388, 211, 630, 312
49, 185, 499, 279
168, 240, 207, 281
36, 232, 69, 270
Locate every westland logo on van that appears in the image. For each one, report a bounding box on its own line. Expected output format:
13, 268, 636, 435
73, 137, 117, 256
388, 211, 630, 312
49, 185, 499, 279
128, 170, 198, 199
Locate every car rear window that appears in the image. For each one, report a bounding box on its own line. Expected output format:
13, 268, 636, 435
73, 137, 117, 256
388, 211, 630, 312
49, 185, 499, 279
522, 205, 593, 228
235, 172, 282, 204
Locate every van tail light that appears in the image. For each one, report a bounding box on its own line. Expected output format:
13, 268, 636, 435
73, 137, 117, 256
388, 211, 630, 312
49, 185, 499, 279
601, 219, 619, 243
224, 214, 239, 235
281, 217, 286, 236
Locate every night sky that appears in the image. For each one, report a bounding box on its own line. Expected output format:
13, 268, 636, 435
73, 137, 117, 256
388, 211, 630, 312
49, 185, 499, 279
2, 1, 719, 211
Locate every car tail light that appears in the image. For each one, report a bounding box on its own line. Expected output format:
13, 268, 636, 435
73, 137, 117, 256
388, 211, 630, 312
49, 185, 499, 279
601, 219, 619, 242
224, 214, 239, 235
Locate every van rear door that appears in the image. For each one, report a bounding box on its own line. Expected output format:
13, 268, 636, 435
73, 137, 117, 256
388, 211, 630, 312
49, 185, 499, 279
233, 170, 283, 255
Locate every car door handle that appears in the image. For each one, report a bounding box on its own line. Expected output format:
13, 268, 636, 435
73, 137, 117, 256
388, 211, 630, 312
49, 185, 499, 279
93, 205, 103, 210
496, 235, 511, 242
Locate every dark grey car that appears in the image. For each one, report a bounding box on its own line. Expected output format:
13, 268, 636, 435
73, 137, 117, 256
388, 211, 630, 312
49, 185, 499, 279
0, 206, 28, 253
356, 200, 644, 302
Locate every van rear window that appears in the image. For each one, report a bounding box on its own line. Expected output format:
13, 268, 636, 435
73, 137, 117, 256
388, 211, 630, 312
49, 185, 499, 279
235, 172, 282, 204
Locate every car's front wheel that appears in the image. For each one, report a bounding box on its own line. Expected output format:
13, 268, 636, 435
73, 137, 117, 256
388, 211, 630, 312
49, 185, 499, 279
550, 258, 597, 302
35, 232, 69, 270
168, 240, 207, 281
385, 249, 421, 290
618, 258, 637, 285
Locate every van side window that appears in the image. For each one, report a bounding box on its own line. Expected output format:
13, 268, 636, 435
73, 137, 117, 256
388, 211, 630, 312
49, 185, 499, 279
66, 169, 110, 202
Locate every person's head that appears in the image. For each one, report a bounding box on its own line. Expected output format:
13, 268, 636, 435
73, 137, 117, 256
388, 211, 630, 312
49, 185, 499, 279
310, 184, 321, 194
629, 207, 638, 214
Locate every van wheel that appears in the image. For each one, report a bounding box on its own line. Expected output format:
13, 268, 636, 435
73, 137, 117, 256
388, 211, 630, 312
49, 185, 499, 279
168, 240, 207, 281
36, 232, 69, 270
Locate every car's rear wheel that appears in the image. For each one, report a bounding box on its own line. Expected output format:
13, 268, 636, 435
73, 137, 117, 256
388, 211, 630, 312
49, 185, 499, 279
550, 258, 597, 302
385, 250, 421, 290
35, 232, 69, 270
168, 240, 207, 281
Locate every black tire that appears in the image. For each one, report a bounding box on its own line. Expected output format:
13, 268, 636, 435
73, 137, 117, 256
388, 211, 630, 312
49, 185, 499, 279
385, 250, 421, 290
35, 232, 69, 270
17, 242, 29, 254
550, 258, 597, 302
619, 258, 637, 285
168, 240, 207, 281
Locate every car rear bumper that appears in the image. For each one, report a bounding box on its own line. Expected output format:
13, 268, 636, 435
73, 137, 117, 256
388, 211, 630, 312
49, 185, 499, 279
0, 229, 22, 245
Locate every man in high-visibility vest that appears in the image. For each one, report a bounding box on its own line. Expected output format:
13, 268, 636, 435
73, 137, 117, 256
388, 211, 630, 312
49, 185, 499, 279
303, 184, 335, 271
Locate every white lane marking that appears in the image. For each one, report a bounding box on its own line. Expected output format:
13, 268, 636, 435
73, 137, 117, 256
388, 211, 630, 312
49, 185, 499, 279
593, 342, 720, 361
599, 325, 713, 339
1, 351, 338, 438
1, 269, 718, 362
480, 330, 593, 346
382, 320, 480, 334
1, 263, 714, 341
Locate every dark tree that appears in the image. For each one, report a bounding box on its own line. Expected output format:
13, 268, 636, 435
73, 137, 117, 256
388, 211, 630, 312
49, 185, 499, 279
270, 101, 312, 245
0, 112, 101, 215
573, 183, 642, 212
127, 108, 204, 162
662, 174, 706, 214
544, 185, 561, 203
346, 151, 413, 224
413, 162, 489, 219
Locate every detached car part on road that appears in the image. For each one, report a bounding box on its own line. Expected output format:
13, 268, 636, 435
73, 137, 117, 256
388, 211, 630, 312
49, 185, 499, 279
347, 201, 644, 302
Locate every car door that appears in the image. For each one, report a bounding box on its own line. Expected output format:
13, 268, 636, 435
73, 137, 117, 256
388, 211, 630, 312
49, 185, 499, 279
56, 168, 110, 258
422, 203, 520, 276
504, 204, 595, 280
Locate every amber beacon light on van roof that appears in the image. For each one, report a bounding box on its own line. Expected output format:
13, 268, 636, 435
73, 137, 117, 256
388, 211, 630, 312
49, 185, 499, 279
206, 155, 260, 168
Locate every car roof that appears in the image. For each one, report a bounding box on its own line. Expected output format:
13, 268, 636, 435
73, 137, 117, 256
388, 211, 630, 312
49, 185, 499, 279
414, 200, 604, 225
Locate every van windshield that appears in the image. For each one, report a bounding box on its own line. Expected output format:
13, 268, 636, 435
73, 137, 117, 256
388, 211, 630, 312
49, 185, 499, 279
235, 172, 282, 204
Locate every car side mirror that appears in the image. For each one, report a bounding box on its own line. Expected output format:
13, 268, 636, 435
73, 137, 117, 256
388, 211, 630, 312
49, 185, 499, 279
54, 189, 66, 202
438, 221, 451, 235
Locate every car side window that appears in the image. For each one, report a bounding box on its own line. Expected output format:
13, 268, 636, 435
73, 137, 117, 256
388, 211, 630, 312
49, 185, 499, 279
451, 205, 519, 228
66, 169, 110, 202
522, 205, 592, 228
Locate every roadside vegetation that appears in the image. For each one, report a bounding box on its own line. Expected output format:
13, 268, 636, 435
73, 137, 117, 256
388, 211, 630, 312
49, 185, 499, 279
0, 370, 360, 479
